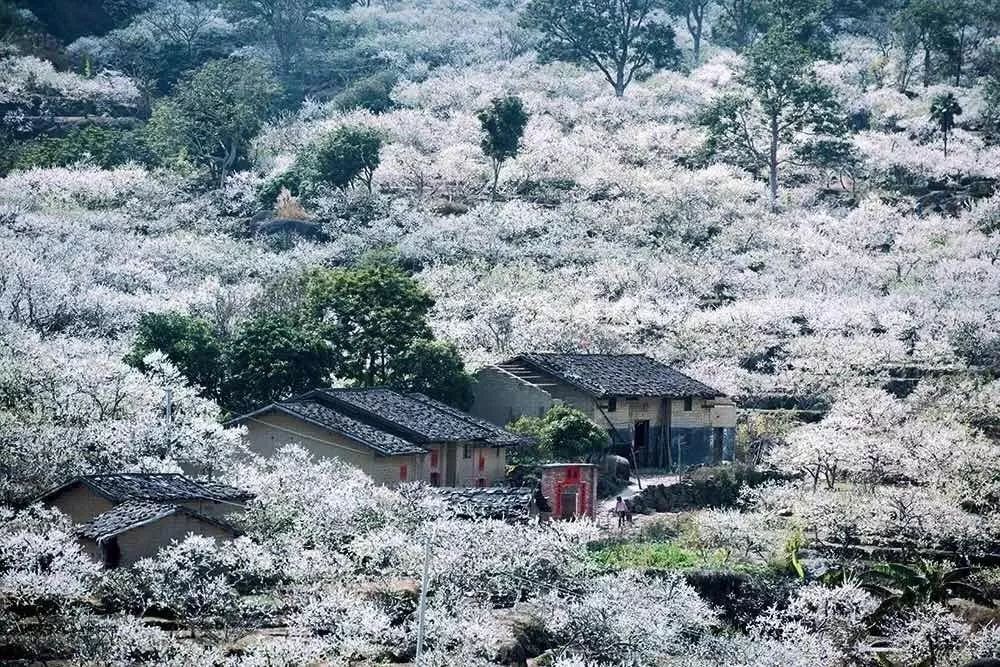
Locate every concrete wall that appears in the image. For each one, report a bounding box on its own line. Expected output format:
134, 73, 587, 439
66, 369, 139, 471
471, 367, 554, 426
242, 411, 423, 486
48, 484, 115, 524
101, 513, 236, 568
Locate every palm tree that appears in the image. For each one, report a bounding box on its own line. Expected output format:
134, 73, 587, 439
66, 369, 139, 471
929, 93, 963, 157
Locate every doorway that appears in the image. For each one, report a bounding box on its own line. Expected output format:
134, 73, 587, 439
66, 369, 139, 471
445, 444, 457, 486
559, 486, 578, 520
712, 427, 724, 464
633, 420, 650, 452
101, 537, 121, 568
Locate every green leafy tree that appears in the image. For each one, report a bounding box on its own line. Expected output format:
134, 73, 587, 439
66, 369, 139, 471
929, 92, 962, 157
713, 0, 832, 53
302, 263, 433, 387
667, 0, 714, 62
520, 0, 681, 97
509, 404, 609, 462
333, 71, 398, 113
145, 57, 280, 178
712, 0, 763, 50
894, 0, 958, 89
223, 314, 333, 410
477, 96, 530, 199
146, 58, 281, 185
305, 126, 383, 193
793, 137, 863, 191
225, 0, 335, 75
700, 27, 845, 210
389, 340, 475, 410
6, 126, 155, 173
127, 312, 225, 397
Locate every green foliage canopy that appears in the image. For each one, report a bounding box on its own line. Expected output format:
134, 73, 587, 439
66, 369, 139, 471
146, 58, 282, 185
304, 126, 383, 193
509, 404, 609, 462
930, 92, 963, 156
520, 0, 681, 97
223, 313, 334, 411
127, 312, 225, 398
303, 263, 434, 387
700, 27, 845, 209
477, 95, 530, 198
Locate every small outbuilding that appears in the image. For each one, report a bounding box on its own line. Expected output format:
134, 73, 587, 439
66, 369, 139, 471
540, 463, 598, 520
36, 473, 252, 568
77, 500, 241, 568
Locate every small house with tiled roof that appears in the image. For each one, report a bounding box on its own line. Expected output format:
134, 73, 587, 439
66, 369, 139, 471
471, 353, 737, 469
76, 500, 241, 567
37, 473, 251, 567
229, 388, 533, 487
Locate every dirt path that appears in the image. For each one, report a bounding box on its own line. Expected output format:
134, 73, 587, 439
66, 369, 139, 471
597, 472, 679, 534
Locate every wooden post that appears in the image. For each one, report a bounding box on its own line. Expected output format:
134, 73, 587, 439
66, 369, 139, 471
415, 529, 434, 665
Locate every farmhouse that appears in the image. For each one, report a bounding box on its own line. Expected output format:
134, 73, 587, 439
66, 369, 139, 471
471, 353, 738, 469
229, 388, 532, 487
37, 473, 251, 567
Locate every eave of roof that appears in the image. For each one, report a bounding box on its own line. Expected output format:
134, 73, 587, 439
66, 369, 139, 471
228, 400, 428, 456
33, 473, 253, 507
77, 501, 242, 542
513, 353, 724, 399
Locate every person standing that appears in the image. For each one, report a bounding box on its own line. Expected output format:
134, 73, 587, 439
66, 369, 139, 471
614, 496, 629, 528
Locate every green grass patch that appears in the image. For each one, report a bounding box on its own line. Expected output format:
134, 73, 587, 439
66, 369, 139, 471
590, 542, 703, 570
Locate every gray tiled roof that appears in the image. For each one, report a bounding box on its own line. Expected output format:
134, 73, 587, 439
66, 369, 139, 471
230, 387, 531, 455
436, 487, 534, 521
516, 353, 723, 398
76, 500, 240, 541
319, 389, 530, 446
42, 473, 252, 504
407, 393, 530, 446
278, 399, 426, 455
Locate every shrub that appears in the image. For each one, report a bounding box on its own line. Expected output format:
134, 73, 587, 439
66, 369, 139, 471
303, 126, 383, 193
590, 542, 701, 570
4, 126, 155, 175
333, 71, 398, 114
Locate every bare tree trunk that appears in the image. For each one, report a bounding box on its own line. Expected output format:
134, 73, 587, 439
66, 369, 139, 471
768, 117, 779, 211
954, 28, 965, 86
922, 45, 931, 87
490, 159, 502, 200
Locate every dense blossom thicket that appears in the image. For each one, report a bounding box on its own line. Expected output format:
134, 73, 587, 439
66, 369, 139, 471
3, 0, 1000, 663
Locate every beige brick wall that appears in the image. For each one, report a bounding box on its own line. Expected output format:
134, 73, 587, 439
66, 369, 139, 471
670, 398, 713, 428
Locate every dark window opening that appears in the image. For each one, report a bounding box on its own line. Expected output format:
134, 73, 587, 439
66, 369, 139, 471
463, 444, 472, 459
683, 397, 693, 411
607, 397, 617, 412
